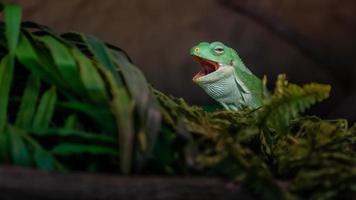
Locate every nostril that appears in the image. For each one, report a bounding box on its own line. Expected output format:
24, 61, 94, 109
194, 47, 200, 52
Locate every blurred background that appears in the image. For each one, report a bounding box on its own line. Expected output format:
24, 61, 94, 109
13, 0, 356, 122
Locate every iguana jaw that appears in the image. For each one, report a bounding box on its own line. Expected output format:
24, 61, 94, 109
192, 56, 220, 81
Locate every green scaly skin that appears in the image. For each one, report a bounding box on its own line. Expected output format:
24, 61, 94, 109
191, 41, 263, 110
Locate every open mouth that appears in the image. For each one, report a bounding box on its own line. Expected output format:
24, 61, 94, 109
192, 56, 219, 80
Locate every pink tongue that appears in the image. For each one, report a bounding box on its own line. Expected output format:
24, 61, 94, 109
204, 65, 214, 74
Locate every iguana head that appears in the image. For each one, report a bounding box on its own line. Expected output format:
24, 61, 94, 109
190, 41, 263, 110
191, 41, 236, 83
190, 41, 238, 108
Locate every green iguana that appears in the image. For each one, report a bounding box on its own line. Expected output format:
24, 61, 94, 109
191, 41, 263, 110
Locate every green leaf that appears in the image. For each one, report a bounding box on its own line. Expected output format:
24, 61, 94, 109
152, 126, 176, 165
7, 125, 31, 166
33, 87, 57, 129
30, 37, 68, 89
36, 35, 85, 96
0, 6, 19, 129
63, 114, 78, 130
16, 33, 56, 84
59, 101, 116, 134
71, 48, 109, 104
4, 4, 21, 55
0, 55, 13, 132
33, 146, 58, 171
83, 34, 124, 86
60, 32, 89, 54
111, 86, 134, 174
0, 128, 10, 163
16, 32, 71, 93
259, 74, 331, 135
30, 128, 116, 144
82, 34, 134, 174
98, 66, 134, 174
15, 74, 41, 129
51, 143, 117, 156
111, 50, 161, 167
15, 127, 65, 171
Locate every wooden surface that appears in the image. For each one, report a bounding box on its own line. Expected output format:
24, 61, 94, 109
0, 166, 254, 200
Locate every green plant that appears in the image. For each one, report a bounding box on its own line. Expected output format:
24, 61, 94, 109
153, 77, 354, 199
0, 4, 160, 174
0, 4, 354, 200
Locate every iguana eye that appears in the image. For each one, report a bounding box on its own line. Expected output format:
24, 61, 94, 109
214, 47, 224, 55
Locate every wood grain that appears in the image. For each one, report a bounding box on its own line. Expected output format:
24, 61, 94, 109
0, 166, 255, 200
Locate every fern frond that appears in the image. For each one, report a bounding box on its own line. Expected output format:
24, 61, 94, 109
259, 74, 331, 135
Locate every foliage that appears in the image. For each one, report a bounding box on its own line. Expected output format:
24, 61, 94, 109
153, 84, 355, 200
0, 4, 161, 174
0, 4, 355, 200
259, 74, 330, 134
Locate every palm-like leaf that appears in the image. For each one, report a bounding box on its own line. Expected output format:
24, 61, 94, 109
0, 4, 161, 173
0, 3, 354, 200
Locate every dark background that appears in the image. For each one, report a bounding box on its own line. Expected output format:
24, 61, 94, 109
12, 0, 356, 122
